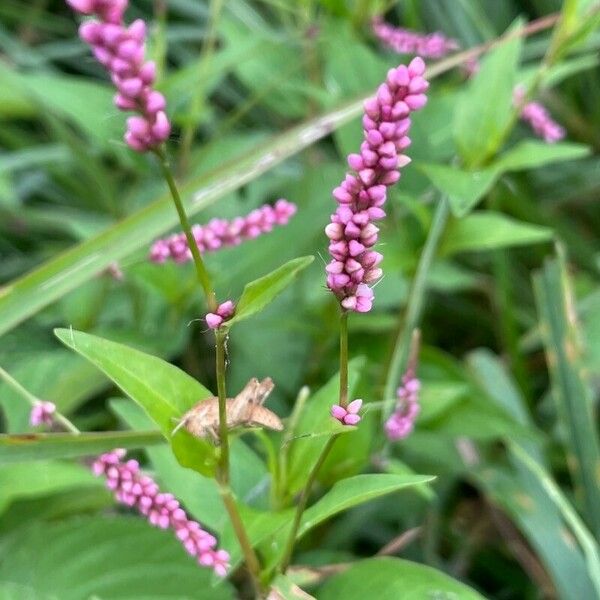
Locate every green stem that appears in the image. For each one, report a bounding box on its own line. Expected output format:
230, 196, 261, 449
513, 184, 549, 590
215, 328, 230, 478
339, 310, 349, 408
178, 0, 225, 175
279, 435, 338, 574
154, 147, 217, 312
0, 365, 79, 434
217, 482, 264, 597
382, 196, 450, 422
278, 306, 348, 573
214, 329, 263, 594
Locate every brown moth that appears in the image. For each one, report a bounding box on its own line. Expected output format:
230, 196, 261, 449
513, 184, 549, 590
172, 377, 283, 443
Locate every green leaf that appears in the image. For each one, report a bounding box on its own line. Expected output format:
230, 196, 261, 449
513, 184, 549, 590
440, 212, 553, 255
0, 516, 234, 599
0, 461, 101, 515
226, 256, 315, 328
55, 329, 218, 476
532, 253, 600, 537
297, 473, 434, 538
493, 141, 590, 172
0, 430, 163, 464
418, 163, 499, 217
269, 575, 315, 600
453, 18, 524, 167
317, 557, 486, 599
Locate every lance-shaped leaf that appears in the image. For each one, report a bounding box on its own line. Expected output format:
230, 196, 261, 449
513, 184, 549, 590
532, 253, 600, 538
55, 329, 218, 476
226, 256, 315, 328
0, 430, 163, 464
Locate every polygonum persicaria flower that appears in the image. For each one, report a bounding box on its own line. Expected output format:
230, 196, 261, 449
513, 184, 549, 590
331, 398, 363, 426
385, 369, 420, 441
206, 300, 235, 330
514, 86, 565, 143
325, 58, 428, 312
29, 401, 56, 427
150, 200, 297, 264
66, 0, 171, 152
372, 17, 459, 59
92, 449, 230, 576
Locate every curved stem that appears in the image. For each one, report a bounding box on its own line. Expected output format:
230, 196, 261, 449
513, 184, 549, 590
0, 365, 80, 434
382, 196, 450, 422
153, 147, 218, 312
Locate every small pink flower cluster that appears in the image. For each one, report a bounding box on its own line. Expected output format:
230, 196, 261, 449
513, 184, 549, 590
66, 0, 170, 152
30, 401, 56, 427
331, 399, 363, 426
514, 87, 564, 143
150, 200, 297, 264
92, 449, 229, 576
372, 17, 459, 59
385, 369, 420, 440
206, 300, 235, 330
325, 58, 428, 313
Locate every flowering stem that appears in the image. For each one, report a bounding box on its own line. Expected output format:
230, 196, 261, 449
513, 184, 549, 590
382, 195, 450, 422
215, 328, 230, 477
0, 365, 79, 434
214, 328, 263, 594
153, 147, 218, 312
279, 435, 338, 574
339, 309, 349, 408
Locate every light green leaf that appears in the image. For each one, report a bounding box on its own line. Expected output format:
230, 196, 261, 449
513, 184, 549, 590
453, 18, 524, 167
440, 212, 553, 255
533, 254, 600, 537
317, 557, 486, 599
298, 473, 434, 538
0, 461, 101, 515
55, 329, 218, 476
226, 256, 315, 328
0, 430, 163, 464
493, 141, 590, 172
418, 163, 499, 217
0, 517, 234, 599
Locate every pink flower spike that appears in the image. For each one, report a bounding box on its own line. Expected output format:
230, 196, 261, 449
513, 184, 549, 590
149, 201, 297, 264
325, 57, 428, 312
65, 0, 171, 153
331, 404, 348, 420
91, 450, 228, 576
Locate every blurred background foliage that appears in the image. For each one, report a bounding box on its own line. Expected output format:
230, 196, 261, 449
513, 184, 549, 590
1, 0, 599, 598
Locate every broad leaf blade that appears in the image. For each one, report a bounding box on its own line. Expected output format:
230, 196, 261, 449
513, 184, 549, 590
55, 329, 218, 476
317, 557, 486, 599
453, 19, 524, 167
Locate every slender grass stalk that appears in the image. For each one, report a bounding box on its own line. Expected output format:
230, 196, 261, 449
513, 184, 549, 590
153, 147, 218, 312
278, 307, 349, 573
382, 195, 450, 422
511, 444, 600, 598
0, 365, 79, 434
